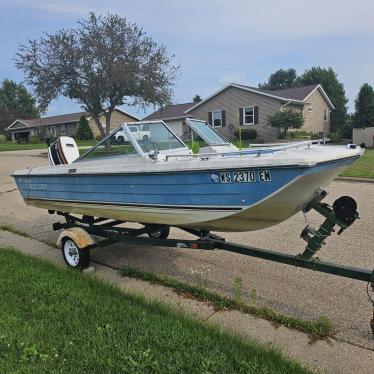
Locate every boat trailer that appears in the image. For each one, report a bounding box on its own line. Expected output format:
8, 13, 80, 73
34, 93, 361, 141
50, 191, 374, 334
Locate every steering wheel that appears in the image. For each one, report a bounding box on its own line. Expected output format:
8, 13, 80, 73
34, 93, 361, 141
142, 141, 159, 153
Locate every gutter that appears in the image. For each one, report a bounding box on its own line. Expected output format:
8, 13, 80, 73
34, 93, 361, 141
280, 100, 291, 112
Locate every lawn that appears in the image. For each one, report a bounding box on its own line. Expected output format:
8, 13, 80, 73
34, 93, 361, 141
0, 142, 48, 151
0, 247, 312, 374
0, 140, 96, 152
339, 148, 374, 179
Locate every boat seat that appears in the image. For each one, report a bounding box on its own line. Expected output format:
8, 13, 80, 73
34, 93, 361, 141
48, 137, 80, 165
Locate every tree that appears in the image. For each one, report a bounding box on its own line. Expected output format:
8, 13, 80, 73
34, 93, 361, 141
268, 110, 304, 135
76, 115, 93, 140
0, 79, 40, 133
297, 67, 348, 133
15, 12, 179, 139
352, 83, 374, 128
193, 94, 202, 103
259, 68, 297, 90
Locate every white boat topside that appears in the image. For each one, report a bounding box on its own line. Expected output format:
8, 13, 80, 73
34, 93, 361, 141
15, 143, 363, 176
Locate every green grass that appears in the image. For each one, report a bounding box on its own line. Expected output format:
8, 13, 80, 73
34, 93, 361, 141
122, 266, 334, 342
0, 247, 312, 374
339, 148, 374, 179
0, 142, 47, 151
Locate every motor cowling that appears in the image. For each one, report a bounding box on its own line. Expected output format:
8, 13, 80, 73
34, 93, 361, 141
48, 137, 80, 165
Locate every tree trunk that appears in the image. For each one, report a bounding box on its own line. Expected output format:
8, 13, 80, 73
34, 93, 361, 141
105, 111, 112, 136
92, 115, 106, 139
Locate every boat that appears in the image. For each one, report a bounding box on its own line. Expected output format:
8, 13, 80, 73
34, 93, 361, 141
13, 119, 363, 232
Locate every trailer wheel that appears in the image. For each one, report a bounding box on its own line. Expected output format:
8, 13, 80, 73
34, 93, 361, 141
146, 226, 170, 239
62, 238, 90, 270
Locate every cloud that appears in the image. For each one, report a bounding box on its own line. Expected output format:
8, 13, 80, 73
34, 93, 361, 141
4, 0, 374, 112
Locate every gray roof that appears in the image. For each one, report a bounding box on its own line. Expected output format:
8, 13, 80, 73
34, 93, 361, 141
231, 83, 320, 101
20, 112, 86, 127
142, 102, 195, 121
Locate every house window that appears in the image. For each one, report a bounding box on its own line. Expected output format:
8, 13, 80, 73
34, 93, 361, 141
212, 111, 222, 127
308, 106, 313, 113
50, 126, 56, 136
243, 107, 254, 125
324, 109, 328, 121
60, 124, 66, 135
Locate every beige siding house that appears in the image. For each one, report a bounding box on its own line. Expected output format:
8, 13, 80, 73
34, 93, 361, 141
6, 108, 138, 142
143, 83, 334, 140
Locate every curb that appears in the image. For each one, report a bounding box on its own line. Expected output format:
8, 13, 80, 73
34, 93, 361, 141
335, 177, 374, 184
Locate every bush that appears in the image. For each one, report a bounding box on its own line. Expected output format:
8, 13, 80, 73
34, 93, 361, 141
329, 132, 342, 143
76, 115, 93, 140
234, 128, 257, 140
268, 110, 304, 135
95, 135, 102, 141
0, 134, 6, 144
360, 142, 366, 148
29, 136, 40, 144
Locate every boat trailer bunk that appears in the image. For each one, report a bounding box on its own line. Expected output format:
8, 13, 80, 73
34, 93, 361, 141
50, 191, 374, 334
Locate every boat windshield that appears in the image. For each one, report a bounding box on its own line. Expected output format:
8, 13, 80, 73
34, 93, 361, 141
125, 121, 187, 154
77, 121, 187, 162
186, 119, 229, 146
77, 127, 139, 162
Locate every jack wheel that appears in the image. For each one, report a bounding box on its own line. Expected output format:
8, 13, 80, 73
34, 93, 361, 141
62, 238, 90, 270
146, 226, 170, 239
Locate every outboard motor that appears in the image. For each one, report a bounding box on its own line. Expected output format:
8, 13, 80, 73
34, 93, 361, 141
48, 137, 80, 165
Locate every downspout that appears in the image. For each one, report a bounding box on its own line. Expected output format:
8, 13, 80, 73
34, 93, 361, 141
280, 100, 291, 112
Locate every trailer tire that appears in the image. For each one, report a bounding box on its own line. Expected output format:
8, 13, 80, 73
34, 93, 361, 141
62, 238, 90, 270
146, 226, 170, 239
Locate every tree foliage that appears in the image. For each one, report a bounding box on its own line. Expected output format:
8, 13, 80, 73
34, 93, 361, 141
0, 79, 40, 133
297, 67, 347, 133
352, 83, 374, 128
268, 110, 304, 134
76, 115, 93, 140
259, 68, 297, 90
15, 12, 179, 138
259, 66, 348, 134
193, 94, 202, 103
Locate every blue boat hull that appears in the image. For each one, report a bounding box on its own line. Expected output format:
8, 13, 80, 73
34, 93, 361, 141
14, 157, 355, 231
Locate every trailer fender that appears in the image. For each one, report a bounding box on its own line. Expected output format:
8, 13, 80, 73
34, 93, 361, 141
57, 227, 96, 250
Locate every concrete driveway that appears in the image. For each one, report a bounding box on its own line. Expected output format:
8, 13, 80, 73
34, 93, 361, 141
0, 149, 373, 349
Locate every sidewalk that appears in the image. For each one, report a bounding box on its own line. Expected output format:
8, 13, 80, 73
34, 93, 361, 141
0, 229, 373, 374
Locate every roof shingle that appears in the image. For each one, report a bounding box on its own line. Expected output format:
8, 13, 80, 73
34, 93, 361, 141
142, 102, 195, 121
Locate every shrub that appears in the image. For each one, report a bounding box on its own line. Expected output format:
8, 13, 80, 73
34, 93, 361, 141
76, 115, 93, 140
329, 132, 342, 143
360, 142, 366, 148
234, 128, 257, 140
29, 136, 40, 144
95, 135, 102, 141
0, 134, 6, 144
268, 110, 304, 135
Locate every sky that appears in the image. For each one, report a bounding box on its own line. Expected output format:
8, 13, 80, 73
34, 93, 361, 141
0, 0, 373, 118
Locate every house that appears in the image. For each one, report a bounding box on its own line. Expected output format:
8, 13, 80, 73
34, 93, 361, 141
352, 127, 374, 147
142, 102, 195, 136
143, 83, 334, 139
5, 108, 139, 142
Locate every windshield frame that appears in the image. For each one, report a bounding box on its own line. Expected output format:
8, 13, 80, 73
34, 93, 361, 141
122, 120, 189, 155
75, 120, 189, 162
75, 127, 137, 162
185, 118, 231, 146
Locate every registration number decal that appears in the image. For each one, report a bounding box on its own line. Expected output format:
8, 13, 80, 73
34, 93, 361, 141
219, 170, 271, 183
